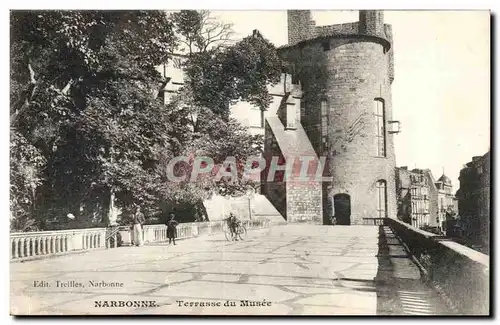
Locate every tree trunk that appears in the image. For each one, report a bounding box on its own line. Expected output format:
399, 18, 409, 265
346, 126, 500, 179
107, 187, 117, 226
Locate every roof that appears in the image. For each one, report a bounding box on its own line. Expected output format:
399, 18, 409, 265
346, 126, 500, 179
437, 174, 452, 186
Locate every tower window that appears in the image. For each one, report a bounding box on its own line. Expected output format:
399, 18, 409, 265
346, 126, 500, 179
320, 100, 328, 150
374, 99, 386, 157
376, 180, 387, 218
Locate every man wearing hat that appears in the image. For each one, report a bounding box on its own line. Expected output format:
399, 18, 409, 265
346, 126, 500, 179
131, 204, 146, 246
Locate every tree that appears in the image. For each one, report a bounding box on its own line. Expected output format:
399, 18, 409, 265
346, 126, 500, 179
149, 11, 283, 220
172, 10, 234, 55
10, 10, 177, 229
172, 10, 282, 119
10, 130, 45, 231
152, 107, 264, 222
10, 10, 284, 229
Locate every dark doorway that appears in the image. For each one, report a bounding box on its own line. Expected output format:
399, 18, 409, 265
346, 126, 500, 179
334, 194, 351, 225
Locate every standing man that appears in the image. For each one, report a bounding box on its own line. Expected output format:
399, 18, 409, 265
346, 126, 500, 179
132, 205, 145, 247
166, 213, 179, 245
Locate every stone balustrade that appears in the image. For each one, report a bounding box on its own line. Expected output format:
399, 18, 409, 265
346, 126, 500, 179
10, 219, 273, 261
362, 217, 385, 225
10, 228, 107, 261
385, 217, 489, 315
137, 219, 271, 245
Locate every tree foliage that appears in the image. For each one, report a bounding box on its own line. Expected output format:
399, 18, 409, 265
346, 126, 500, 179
10, 10, 177, 229
10, 10, 283, 230
173, 10, 283, 118
153, 10, 282, 214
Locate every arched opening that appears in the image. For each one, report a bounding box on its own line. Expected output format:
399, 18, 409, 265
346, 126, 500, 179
333, 194, 351, 225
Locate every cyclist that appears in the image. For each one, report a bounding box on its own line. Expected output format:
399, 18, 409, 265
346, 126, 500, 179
227, 212, 240, 241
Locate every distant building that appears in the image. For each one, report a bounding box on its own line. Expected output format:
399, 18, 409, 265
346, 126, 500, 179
456, 151, 490, 253
435, 173, 457, 233
396, 167, 435, 230
396, 167, 457, 234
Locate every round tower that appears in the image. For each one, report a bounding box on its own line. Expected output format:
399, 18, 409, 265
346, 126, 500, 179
283, 10, 398, 225
324, 10, 396, 224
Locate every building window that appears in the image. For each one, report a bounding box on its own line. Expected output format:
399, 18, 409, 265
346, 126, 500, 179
376, 180, 387, 218
374, 99, 386, 157
321, 100, 328, 148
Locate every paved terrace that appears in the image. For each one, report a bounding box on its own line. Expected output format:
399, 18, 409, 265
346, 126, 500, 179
10, 224, 453, 316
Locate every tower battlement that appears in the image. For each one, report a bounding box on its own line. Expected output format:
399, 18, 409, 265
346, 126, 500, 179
287, 10, 391, 47
286, 10, 394, 82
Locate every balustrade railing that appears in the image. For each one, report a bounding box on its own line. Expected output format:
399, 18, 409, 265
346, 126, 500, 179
10, 228, 106, 261
140, 219, 270, 245
362, 217, 385, 225
11, 219, 272, 261
105, 226, 121, 248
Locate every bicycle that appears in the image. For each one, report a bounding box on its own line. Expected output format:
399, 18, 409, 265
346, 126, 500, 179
224, 220, 247, 241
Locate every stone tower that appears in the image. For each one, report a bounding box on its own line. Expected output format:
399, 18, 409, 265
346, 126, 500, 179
283, 10, 399, 225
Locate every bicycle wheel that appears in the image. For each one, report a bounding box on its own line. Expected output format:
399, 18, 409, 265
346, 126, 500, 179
237, 224, 247, 240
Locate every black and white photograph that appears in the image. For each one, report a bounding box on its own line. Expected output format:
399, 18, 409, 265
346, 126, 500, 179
8, 8, 491, 316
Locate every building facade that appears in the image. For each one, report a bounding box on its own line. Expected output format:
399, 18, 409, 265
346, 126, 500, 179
396, 168, 434, 229
456, 151, 490, 253
396, 167, 457, 233
435, 174, 457, 233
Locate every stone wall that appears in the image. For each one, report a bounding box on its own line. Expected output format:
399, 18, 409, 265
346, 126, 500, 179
286, 181, 322, 223
287, 10, 314, 46
387, 218, 489, 315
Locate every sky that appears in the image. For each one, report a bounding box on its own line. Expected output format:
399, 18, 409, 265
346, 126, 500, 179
212, 10, 490, 191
